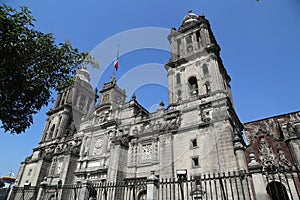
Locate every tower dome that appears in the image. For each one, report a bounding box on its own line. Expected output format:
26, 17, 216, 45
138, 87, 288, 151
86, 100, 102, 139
75, 67, 90, 83
182, 12, 198, 24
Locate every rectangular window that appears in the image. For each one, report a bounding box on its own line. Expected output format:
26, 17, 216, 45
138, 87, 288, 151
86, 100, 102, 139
191, 138, 197, 148
27, 169, 32, 176
191, 138, 198, 149
192, 157, 199, 167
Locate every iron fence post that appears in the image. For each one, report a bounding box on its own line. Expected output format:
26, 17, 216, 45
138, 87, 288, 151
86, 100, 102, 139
248, 152, 268, 200
146, 171, 159, 200
6, 184, 17, 200
79, 180, 92, 200
37, 180, 48, 200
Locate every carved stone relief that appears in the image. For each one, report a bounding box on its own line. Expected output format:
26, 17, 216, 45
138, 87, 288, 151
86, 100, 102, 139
277, 145, 292, 170
130, 143, 138, 165
96, 110, 111, 124
164, 110, 181, 131
56, 159, 63, 174
258, 138, 275, 171
141, 144, 153, 161
92, 137, 104, 156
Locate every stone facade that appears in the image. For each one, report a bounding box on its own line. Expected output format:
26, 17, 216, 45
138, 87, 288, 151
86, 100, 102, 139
14, 12, 300, 199
244, 111, 300, 199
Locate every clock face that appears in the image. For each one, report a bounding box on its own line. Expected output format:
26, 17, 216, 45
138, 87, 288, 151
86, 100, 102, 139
103, 94, 110, 103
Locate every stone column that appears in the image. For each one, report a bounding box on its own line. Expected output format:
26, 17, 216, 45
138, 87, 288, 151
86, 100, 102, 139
72, 87, 78, 106
37, 180, 48, 200
79, 180, 91, 200
233, 133, 247, 170
182, 37, 187, 56
41, 119, 51, 142
248, 152, 268, 200
159, 133, 174, 178
192, 32, 198, 51
57, 113, 69, 137
146, 171, 159, 200
282, 122, 300, 167
84, 98, 91, 113
54, 93, 62, 107
76, 93, 82, 108
59, 91, 66, 106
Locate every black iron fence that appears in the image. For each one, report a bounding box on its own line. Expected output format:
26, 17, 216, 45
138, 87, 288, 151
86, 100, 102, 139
0, 187, 10, 200
41, 184, 81, 200
6, 186, 38, 200
4, 169, 300, 200
158, 171, 253, 200
90, 179, 147, 200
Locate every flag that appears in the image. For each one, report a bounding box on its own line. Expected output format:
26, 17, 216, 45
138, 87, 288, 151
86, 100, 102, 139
114, 50, 119, 71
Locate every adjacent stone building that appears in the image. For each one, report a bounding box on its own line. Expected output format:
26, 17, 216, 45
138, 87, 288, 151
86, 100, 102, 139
14, 12, 300, 199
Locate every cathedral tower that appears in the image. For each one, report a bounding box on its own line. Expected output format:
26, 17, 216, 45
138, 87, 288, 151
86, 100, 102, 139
164, 13, 246, 175
15, 68, 95, 187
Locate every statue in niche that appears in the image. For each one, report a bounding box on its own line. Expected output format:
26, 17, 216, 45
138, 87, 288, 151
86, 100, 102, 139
83, 137, 90, 157
286, 122, 296, 137
277, 147, 292, 170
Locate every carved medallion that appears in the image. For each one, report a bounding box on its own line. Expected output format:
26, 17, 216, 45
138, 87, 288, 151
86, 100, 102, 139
92, 138, 104, 155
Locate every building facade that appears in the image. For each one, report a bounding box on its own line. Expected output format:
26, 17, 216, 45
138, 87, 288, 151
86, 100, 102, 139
14, 13, 300, 199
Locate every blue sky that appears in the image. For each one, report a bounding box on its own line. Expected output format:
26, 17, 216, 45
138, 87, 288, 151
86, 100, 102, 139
1, 0, 299, 178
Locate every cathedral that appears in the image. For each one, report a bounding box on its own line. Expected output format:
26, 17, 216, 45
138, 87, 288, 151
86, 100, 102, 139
13, 12, 300, 200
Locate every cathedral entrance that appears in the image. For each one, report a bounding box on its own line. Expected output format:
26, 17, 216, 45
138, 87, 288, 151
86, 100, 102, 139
266, 181, 289, 200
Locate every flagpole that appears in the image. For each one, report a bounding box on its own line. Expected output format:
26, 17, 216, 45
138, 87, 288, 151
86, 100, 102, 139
113, 44, 120, 78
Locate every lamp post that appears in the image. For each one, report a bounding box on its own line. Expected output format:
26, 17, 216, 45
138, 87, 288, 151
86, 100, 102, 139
176, 169, 187, 200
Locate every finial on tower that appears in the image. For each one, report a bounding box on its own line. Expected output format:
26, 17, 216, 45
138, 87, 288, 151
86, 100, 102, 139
188, 9, 193, 13
131, 93, 136, 101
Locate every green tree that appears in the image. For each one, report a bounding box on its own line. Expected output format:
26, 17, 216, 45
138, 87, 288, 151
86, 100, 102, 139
0, 5, 98, 134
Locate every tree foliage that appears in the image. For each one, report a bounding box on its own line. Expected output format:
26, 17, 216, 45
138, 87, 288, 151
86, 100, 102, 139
0, 5, 97, 134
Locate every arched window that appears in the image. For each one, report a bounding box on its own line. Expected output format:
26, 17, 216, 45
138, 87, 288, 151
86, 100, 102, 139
48, 124, 55, 140
176, 73, 181, 85
266, 181, 289, 200
188, 76, 198, 95
79, 95, 86, 110
177, 90, 182, 101
186, 35, 193, 53
205, 81, 211, 94
177, 90, 182, 97
203, 64, 209, 77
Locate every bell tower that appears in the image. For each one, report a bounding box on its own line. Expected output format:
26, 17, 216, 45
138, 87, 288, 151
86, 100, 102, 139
165, 13, 247, 174
16, 67, 95, 187
166, 13, 233, 106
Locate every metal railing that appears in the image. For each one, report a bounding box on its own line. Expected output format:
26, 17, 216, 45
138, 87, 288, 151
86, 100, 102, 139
7, 186, 38, 200
5, 169, 300, 200
42, 184, 81, 200
90, 178, 147, 200
158, 171, 253, 200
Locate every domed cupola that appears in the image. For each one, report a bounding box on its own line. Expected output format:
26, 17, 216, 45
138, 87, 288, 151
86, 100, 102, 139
182, 12, 198, 24
75, 67, 90, 83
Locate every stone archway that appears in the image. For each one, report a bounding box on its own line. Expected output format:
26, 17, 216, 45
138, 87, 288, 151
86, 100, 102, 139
266, 181, 289, 200
137, 190, 147, 200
